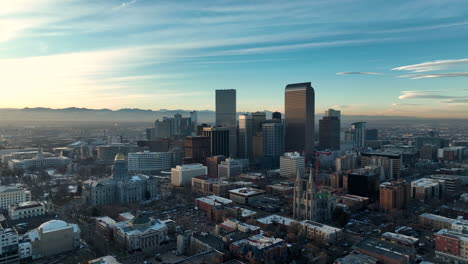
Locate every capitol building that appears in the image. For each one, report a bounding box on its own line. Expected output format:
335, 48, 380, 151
83, 153, 158, 206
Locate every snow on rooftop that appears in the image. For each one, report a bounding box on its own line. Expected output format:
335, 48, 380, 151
229, 187, 265, 196
39, 220, 68, 232
233, 234, 284, 249
257, 215, 297, 226
196, 195, 232, 206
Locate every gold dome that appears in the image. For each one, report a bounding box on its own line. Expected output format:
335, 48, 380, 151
114, 153, 126, 161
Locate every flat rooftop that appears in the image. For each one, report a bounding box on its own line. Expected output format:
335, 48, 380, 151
229, 187, 265, 197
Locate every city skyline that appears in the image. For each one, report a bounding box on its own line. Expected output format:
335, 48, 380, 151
1, 0, 468, 118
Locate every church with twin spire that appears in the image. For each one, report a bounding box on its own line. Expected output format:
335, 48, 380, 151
293, 168, 336, 223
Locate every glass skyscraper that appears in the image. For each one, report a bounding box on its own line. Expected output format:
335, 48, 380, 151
284, 82, 315, 161
215, 89, 237, 157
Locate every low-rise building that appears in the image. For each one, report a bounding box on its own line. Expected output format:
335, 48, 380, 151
218, 158, 243, 178
195, 195, 233, 221
230, 234, 288, 264
171, 163, 207, 187
354, 238, 415, 264
0, 225, 20, 264
95, 216, 117, 240
435, 229, 468, 263
256, 215, 297, 230
410, 178, 445, 202
191, 176, 219, 194
338, 194, 370, 210
8, 201, 47, 220
334, 251, 378, 264
229, 187, 265, 205
0, 184, 31, 210
114, 214, 168, 252
300, 220, 343, 244
381, 232, 419, 248
86, 255, 121, 264
8, 150, 71, 171
429, 174, 462, 197
127, 151, 172, 174
26, 220, 81, 260
418, 213, 458, 230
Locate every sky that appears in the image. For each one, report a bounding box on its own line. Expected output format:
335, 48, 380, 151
1, 0, 468, 118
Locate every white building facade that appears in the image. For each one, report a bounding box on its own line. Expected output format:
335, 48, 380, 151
171, 164, 207, 187
128, 151, 172, 174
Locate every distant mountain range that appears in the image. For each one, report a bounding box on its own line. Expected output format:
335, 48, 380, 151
0, 107, 424, 124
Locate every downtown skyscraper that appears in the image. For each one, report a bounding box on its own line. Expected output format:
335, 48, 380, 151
319, 109, 341, 150
215, 89, 237, 157
285, 82, 315, 161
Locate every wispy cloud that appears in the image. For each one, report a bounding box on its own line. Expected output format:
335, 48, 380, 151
398, 91, 456, 100
336, 72, 383, 75
115, 0, 138, 10
397, 72, 468, 79
398, 91, 468, 102
392, 58, 468, 73
391, 103, 421, 106
440, 99, 468, 104
331, 104, 367, 109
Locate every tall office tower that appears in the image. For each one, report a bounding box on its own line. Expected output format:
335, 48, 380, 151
128, 151, 173, 174
190, 111, 198, 134
280, 152, 305, 178
262, 121, 284, 167
365, 129, 378, 140
360, 152, 402, 180
318, 109, 341, 150
251, 111, 266, 162
184, 136, 210, 164
218, 158, 243, 178
252, 111, 266, 134
285, 82, 315, 161
351, 122, 366, 149
216, 89, 237, 158
272, 111, 282, 120
206, 155, 225, 178
238, 114, 253, 160
324, 109, 341, 118
203, 127, 230, 157
154, 118, 172, 138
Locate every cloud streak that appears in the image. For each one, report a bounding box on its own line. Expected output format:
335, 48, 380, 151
392, 58, 468, 73
337, 72, 383, 75
398, 91, 468, 102
398, 72, 468, 79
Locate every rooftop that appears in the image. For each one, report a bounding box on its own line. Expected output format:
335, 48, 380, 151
355, 238, 413, 262
257, 215, 297, 226
232, 234, 285, 250
335, 251, 378, 264
381, 232, 419, 245
419, 213, 456, 224
196, 195, 232, 206
9, 201, 43, 210
0, 184, 28, 193
411, 178, 444, 187
229, 187, 265, 197
301, 220, 342, 233
174, 163, 206, 170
